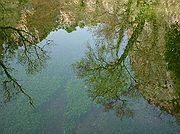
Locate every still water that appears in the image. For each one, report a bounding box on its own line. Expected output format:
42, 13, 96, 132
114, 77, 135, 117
0, 0, 180, 134
0, 26, 179, 134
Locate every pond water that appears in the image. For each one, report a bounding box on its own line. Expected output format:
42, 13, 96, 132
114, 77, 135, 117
0, 0, 180, 134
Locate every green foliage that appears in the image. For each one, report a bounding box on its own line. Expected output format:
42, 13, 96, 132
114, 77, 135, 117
78, 21, 85, 28
165, 22, 180, 89
18, 0, 29, 4
73, 41, 135, 119
65, 25, 77, 33
80, 0, 85, 7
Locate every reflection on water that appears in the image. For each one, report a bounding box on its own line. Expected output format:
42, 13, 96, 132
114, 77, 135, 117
0, 0, 180, 133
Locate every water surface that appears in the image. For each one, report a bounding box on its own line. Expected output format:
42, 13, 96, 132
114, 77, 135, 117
0, 0, 180, 134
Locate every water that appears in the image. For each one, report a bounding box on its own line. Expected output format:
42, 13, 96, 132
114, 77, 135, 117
0, 0, 180, 134
0, 26, 179, 134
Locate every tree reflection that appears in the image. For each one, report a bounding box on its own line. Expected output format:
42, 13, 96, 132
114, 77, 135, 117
0, 0, 50, 106
73, 0, 148, 118
73, 0, 180, 120
73, 40, 137, 118
0, 39, 49, 106
0, 60, 34, 105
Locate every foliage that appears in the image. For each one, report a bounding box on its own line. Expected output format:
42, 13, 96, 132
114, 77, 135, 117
73, 39, 136, 119
27, 0, 60, 40
165, 22, 180, 90
80, 0, 85, 7
18, 0, 29, 4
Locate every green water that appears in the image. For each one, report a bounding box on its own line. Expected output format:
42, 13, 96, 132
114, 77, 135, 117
0, 0, 180, 134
